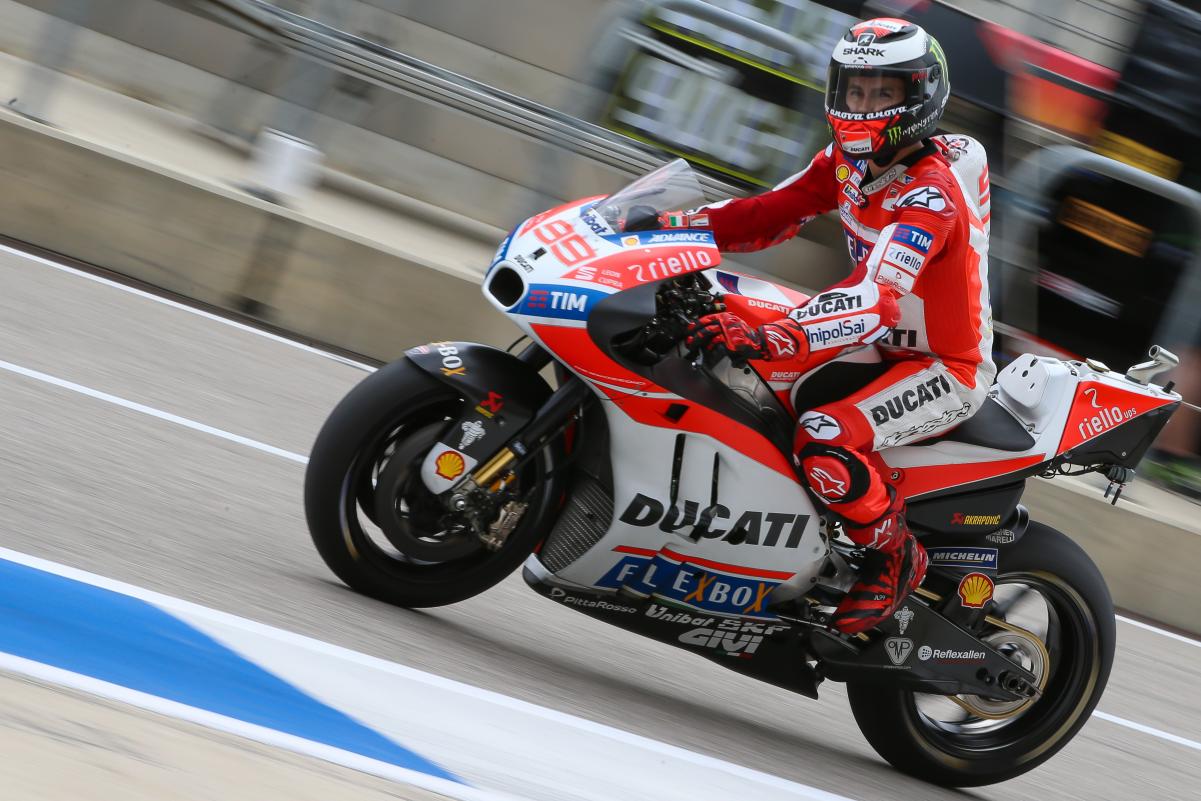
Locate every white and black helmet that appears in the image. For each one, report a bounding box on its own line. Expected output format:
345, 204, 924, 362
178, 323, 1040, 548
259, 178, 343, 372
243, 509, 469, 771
824, 18, 950, 161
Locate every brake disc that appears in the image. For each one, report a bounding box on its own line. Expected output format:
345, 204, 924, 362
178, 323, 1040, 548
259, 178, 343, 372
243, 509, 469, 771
952, 619, 1050, 720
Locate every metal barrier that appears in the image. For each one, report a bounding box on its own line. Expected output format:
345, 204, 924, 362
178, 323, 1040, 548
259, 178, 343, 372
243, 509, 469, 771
197, 0, 756, 200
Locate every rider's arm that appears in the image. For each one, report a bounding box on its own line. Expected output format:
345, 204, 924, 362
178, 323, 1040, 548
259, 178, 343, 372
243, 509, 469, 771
783, 178, 959, 353
863, 180, 957, 299
686, 177, 956, 362
666, 145, 840, 253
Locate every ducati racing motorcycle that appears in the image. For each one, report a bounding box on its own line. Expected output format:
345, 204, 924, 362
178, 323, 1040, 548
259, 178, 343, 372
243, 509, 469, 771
304, 161, 1181, 786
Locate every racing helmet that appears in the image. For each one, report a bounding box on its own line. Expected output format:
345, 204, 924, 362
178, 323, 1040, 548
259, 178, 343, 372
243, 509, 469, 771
824, 18, 949, 161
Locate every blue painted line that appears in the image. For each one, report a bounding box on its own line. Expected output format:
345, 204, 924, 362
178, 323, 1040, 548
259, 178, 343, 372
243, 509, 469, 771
0, 558, 460, 782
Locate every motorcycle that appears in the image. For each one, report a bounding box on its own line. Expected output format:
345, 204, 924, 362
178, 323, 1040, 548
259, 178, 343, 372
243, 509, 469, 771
304, 160, 1180, 786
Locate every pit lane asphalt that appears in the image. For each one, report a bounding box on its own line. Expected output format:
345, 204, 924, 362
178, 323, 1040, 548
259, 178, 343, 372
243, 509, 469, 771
0, 246, 1197, 801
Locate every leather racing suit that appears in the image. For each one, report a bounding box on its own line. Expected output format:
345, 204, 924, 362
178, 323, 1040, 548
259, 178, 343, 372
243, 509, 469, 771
684, 134, 995, 632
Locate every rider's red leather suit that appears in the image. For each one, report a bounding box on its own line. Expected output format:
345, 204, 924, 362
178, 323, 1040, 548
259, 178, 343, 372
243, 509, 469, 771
699, 136, 996, 525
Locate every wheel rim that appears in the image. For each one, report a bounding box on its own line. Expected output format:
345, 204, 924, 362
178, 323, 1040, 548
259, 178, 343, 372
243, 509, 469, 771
906, 571, 1102, 758
370, 420, 483, 561
336, 394, 508, 572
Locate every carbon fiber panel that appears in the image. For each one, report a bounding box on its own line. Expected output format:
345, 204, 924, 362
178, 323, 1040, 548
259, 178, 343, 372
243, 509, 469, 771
539, 478, 614, 573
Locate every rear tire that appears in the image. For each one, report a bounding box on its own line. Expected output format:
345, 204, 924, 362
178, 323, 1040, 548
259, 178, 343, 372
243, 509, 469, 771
304, 358, 561, 608
846, 521, 1116, 786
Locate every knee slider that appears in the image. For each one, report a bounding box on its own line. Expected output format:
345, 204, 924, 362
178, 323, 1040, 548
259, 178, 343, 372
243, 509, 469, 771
798, 443, 873, 505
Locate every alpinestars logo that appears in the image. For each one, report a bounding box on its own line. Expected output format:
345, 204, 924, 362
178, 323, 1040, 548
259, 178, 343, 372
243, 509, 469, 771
808, 467, 847, 498
897, 186, 947, 212
798, 411, 841, 440
763, 327, 798, 359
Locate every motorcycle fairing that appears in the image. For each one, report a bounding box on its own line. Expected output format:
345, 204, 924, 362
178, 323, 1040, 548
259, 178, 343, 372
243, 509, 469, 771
522, 562, 823, 699
880, 356, 1178, 500
906, 481, 1026, 536
593, 546, 792, 621
525, 558, 1036, 702
405, 341, 553, 494
541, 398, 829, 618
1056, 377, 1177, 463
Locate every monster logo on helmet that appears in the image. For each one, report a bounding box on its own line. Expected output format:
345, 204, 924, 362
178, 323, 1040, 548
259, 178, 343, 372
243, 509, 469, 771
824, 17, 950, 162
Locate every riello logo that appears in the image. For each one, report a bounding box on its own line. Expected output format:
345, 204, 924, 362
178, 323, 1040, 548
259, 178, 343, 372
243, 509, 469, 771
1077, 387, 1135, 440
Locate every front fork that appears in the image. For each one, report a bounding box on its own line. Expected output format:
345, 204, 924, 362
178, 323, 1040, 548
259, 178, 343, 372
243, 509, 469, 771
448, 357, 593, 548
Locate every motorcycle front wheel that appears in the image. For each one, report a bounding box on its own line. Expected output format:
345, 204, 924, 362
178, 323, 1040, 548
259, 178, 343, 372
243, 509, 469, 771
304, 357, 562, 608
846, 520, 1116, 786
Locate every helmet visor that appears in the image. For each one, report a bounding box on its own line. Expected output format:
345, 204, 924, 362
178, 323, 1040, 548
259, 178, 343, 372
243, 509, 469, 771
825, 65, 932, 121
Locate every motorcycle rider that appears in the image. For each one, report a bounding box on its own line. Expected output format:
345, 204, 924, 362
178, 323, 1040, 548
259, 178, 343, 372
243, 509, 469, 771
673, 18, 995, 634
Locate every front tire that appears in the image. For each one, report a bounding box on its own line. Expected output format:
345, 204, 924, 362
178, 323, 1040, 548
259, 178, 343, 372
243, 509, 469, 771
846, 521, 1116, 786
304, 358, 561, 608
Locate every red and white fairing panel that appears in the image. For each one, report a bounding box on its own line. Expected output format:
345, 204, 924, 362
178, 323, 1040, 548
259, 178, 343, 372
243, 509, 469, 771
546, 403, 829, 608
487, 200, 831, 604
878, 355, 1177, 499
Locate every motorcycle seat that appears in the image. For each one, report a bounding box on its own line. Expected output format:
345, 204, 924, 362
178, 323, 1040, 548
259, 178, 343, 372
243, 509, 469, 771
911, 395, 1035, 452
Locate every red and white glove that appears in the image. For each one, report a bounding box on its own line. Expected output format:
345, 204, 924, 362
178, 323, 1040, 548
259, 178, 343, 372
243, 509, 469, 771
787, 280, 901, 352
685, 313, 808, 362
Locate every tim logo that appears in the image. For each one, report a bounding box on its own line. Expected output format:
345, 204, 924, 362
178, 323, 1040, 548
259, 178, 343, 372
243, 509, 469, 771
517, 284, 606, 320
893, 224, 933, 254
550, 291, 587, 313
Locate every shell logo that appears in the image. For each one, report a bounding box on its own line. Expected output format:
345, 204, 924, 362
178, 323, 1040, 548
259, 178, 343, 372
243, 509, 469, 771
434, 450, 466, 480
836, 164, 851, 182
958, 572, 994, 609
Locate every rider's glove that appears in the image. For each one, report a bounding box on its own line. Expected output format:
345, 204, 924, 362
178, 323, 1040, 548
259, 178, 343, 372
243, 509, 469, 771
685, 313, 807, 362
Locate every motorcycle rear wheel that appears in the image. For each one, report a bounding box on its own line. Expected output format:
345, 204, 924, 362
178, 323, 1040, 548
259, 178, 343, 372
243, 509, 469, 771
846, 520, 1116, 786
304, 357, 561, 608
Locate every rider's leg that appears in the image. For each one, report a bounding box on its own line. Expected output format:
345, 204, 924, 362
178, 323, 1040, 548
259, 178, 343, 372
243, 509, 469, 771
795, 436, 926, 634
794, 358, 982, 633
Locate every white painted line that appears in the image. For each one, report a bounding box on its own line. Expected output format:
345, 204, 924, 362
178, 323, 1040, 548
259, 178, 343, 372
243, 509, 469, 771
1093, 711, 1201, 753
0, 652, 524, 801
0, 358, 308, 464
0, 547, 860, 801
1117, 615, 1201, 649
0, 242, 376, 372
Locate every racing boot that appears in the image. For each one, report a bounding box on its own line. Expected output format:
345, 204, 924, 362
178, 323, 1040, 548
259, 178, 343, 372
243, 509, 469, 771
830, 491, 928, 635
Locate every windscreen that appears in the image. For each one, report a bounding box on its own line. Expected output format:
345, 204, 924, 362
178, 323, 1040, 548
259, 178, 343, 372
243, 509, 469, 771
595, 159, 709, 233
